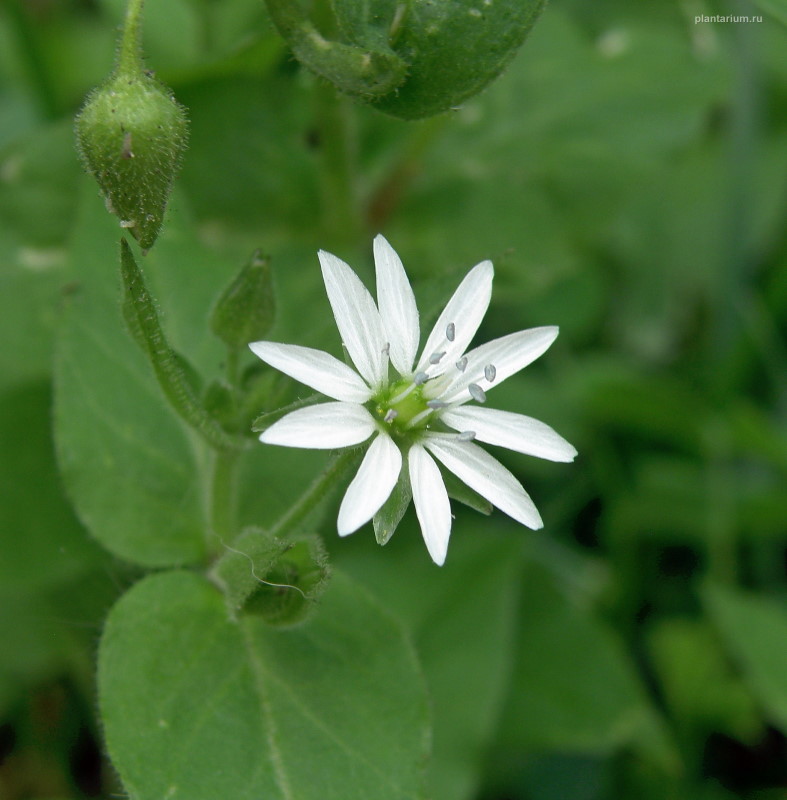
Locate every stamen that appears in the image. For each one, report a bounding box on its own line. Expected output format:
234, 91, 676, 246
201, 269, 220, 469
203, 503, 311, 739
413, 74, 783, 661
468, 383, 487, 403
381, 342, 390, 357
426, 400, 448, 409
484, 364, 496, 382
414, 371, 429, 385
405, 408, 434, 429
458, 430, 476, 442
446, 322, 456, 342
455, 357, 468, 372
383, 409, 398, 423
429, 351, 446, 365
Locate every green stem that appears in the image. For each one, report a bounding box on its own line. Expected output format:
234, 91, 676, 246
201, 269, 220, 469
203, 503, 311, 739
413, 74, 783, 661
210, 450, 239, 542
314, 81, 361, 246
226, 347, 240, 390
118, 0, 146, 75
270, 449, 359, 537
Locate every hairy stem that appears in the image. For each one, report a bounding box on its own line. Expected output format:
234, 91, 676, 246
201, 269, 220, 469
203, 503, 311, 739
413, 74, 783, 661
118, 0, 146, 75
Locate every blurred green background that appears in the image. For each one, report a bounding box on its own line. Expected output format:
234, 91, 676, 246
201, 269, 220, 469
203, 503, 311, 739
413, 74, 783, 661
1, 0, 786, 798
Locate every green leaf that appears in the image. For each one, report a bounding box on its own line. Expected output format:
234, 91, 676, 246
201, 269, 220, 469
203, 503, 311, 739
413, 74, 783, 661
704, 582, 787, 732
337, 531, 522, 800
54, 184, 207, 567
99, 569, 430, 800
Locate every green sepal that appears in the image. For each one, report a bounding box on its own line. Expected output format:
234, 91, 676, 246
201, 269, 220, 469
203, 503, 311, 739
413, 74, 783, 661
373, 466, 411, 546
210, 250, 276, 350
442, 468, 493, 516
210, 527, 331, 626
263, 0, 407, 98
252, 392, 323, 433
119, 239, 248, 451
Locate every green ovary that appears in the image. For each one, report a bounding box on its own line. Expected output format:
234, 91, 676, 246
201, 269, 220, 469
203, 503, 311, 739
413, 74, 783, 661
372, 378, 431, 434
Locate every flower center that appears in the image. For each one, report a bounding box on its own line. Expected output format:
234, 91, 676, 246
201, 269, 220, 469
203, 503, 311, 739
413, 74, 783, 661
372, 378, 432, 435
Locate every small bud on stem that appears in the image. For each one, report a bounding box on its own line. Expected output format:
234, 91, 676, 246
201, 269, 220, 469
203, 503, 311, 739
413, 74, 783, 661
75, 0, 188, 250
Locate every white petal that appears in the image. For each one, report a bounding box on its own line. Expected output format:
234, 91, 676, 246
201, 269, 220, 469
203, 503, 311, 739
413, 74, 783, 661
415, 260, 493, 377
441, 406, 577, 462
425, 435, 543, 529
438, 326, 559, 404
408, 444, 452, 566
249, 341, 372, 403
318, 249, 387, 389
374, 235, 420, 376
337, 433, 402, 536
260, 402, 376, 449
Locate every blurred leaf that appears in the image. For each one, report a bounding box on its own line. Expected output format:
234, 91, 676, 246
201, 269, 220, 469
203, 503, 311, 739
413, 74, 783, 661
752, 0, 787, 26
177, 74, 318, 232
704, 583, 787, 732
337, 530, 523, 800
99, 569, 430, 800
647, 618, 763, 748
0, 120, 80, 247
498, 554, 675, 767
0, 382, 102, 594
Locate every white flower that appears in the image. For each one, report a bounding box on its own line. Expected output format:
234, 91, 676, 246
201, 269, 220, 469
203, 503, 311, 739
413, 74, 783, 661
249, 236, 577, 566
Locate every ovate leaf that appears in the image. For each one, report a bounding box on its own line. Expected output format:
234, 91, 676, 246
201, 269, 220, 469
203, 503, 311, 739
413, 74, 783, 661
99, 570, 430, 800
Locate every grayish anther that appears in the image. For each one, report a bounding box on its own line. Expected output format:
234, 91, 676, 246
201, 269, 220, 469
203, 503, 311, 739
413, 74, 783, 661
427, 400, 448, 409
446, 322, 456, 342
414, 371, 429, 385
458, 430, 476, 442
429, 351, 446, 365
455, 357, 468, 372
468, 383, 487, 403
381, 342, 390, 356
383, 409, 398, 423
484, 363, 497, 382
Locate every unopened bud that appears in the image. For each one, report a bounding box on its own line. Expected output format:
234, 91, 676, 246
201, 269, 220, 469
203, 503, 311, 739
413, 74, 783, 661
211, 250, 276, 350
75, 1, 188, 249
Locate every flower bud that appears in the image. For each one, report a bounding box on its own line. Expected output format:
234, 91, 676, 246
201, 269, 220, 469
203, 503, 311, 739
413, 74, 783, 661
75, 2, 188, 250
211, 250, 276, 350
269, 0, 545, 119
363, 0, 547, 119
